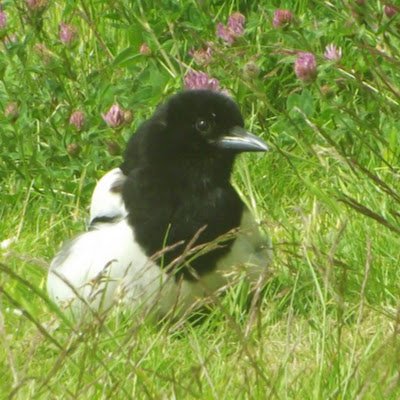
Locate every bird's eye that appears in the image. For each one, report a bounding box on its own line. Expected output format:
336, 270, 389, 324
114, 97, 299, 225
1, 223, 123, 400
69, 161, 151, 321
195, 118, 213, 134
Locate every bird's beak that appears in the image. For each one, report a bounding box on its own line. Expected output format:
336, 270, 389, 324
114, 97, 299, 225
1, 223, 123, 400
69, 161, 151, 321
211, 126, 269, 152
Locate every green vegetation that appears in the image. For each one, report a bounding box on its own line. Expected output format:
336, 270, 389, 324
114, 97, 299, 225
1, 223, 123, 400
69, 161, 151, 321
1, 1, 399, 398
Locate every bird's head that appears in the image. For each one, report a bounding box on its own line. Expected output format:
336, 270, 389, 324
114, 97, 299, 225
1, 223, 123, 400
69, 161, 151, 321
121, 90, 268, 176
160, 89, 268, 155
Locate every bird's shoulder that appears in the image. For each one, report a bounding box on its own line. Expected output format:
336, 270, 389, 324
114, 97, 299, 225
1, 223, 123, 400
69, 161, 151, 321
89, 168, 127, 227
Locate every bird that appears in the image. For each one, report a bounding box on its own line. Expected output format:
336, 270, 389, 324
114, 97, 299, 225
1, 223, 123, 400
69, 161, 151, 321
47, 89, 272, 319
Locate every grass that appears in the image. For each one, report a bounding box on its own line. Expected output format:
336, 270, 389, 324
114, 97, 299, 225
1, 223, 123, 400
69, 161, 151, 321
1, 0, 400, 398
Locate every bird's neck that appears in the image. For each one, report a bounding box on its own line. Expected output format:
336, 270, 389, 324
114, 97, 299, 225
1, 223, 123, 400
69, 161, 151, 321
161, 152, 235, 190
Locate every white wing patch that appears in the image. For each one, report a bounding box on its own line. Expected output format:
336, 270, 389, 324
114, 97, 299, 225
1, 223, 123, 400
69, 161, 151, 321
48, 219, 181, 317
89, 168, 127, 225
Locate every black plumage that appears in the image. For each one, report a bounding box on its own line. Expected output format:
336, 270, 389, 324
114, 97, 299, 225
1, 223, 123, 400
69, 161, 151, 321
122, 90, 253, 280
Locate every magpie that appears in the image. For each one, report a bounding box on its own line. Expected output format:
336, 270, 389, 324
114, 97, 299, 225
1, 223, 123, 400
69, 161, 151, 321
47, 89, 272, 318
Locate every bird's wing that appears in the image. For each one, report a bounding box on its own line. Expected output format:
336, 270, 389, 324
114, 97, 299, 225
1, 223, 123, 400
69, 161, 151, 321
47, 218, 213, 318
89, 168, 127, 227
47, 219, 171, 316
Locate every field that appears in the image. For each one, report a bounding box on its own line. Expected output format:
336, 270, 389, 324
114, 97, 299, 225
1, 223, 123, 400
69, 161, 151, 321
1, 1, 400, 398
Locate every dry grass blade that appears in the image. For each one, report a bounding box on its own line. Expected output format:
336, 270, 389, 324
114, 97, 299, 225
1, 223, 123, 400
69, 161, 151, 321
338, 194, 400, 235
